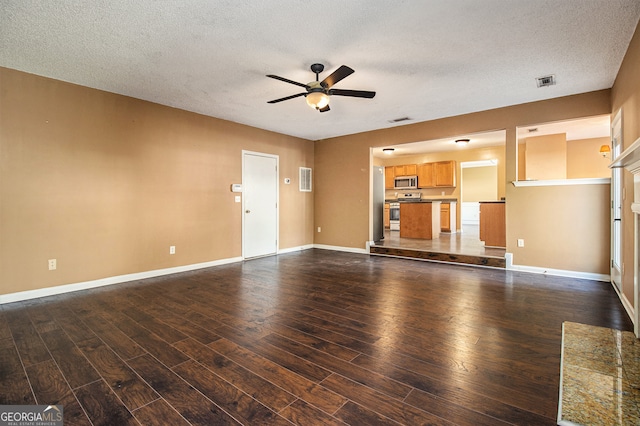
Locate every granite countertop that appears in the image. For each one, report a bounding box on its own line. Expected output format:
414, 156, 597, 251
558, 322, 640, 425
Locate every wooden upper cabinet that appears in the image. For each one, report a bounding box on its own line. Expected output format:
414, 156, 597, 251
417, 163, 434, 188
434, 160, 456, 187
394, 164, 417, 176
417, 161, 456, 188
384, 167, 395, 189
404, 164, 417, 175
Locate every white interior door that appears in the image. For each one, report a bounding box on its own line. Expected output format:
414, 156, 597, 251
611, 111, 623, 290
243, 152, 278, 259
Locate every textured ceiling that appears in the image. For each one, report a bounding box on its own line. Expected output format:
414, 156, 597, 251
1, 1, 639, 141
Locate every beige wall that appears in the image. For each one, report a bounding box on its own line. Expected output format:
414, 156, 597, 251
315, 90, 612, 275
567, 137, 611, 179
462, 167, 498, 202
508, 183, 611, 272
517, 135, 611, 180
0, 67, 314, 296
524, 134, 567, 180
612, 22, 640, 308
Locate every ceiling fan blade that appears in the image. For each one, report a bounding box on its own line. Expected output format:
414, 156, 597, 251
267, 92, 306, 104
320, 65, 354, 89
319, 105, 330, 113
266, 74, 309, 88
329, 89, 376, 99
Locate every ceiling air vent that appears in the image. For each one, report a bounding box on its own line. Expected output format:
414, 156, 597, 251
388, 116, 411, 123
536, 75, 556, 88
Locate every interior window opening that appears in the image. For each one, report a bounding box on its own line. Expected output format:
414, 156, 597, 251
515, 115, 611, 185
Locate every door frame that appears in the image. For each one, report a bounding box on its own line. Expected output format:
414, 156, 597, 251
241, 150, 279, 259
460, 159, 499, 228
610, 110, 623, 292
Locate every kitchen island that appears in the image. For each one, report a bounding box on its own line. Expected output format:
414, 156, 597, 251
400, 201, 441, 239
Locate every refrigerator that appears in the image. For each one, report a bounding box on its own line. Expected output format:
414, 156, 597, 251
372, 166, 385, 242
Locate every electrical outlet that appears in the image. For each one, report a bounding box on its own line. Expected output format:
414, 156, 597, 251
517, 239, 525, 248
317, 227, 321, 232
169, 246, 176, 254
48, 259, 57, 270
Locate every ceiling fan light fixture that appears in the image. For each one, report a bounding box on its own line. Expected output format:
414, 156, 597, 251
306, 91, 329, 110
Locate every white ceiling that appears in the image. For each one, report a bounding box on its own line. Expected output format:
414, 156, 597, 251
1, 1, 639, 141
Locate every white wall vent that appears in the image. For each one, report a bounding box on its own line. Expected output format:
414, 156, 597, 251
299, 167, 312, 192
536, 75, 556, 88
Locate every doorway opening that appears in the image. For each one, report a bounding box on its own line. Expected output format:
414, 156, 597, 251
372, 130, 506, 262
460, 159, 499, 242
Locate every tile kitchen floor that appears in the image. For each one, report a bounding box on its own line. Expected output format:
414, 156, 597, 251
378, 224, 507, 258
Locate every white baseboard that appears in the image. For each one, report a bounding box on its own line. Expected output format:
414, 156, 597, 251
313, 244, 368, 254
278, 244, 314, 254
506, 255, 610, 282
0, 257, 243, 304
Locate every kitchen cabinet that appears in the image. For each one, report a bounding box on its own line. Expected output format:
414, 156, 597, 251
434, 160, 456, 187
417, 160, 456, 188
417, 163, 434, 188
394, 164, 417, 177
384, 167, 395, 189
440, 202, 457, 232
479, 201, 505, 248
384, 203, 390, 228
441, 203, 450, 231
400, 202, 441, 239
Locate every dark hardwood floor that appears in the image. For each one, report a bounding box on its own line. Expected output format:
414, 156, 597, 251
0, 249, 632, 425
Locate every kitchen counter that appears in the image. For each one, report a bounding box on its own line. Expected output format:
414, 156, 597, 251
385, 198, 458, 203
479, 201, 506, 247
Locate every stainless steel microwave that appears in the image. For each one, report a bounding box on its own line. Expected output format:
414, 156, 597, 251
394, 175, 418, 189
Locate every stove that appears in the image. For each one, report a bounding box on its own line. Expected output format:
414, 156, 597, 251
397, 192, 422, 202
389, 193, 422, 231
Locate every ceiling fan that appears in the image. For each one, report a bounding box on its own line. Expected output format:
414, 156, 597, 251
266, 63, 376, 112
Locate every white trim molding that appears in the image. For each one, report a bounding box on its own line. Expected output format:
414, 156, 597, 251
512, 177, 610, 187
278, 244, 314, 254
506, 261, 610, 282
313, 244, 368, 254
610, 135, 640, 337
0, 257, 243, 304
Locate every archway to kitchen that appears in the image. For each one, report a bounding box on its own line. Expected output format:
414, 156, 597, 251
371, 130, 507, 261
